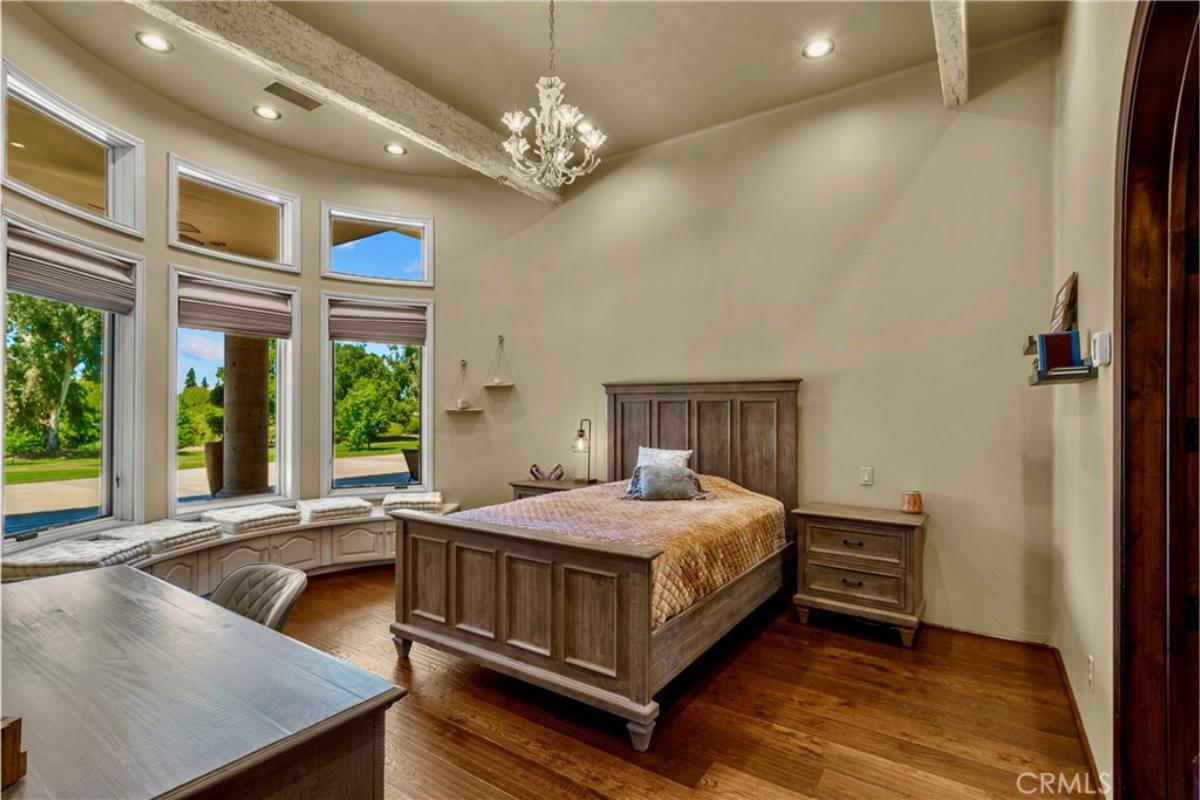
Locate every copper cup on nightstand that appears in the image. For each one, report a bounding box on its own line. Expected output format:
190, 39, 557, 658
901, 491, 924, 514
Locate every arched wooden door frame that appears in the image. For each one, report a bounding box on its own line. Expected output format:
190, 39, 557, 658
1114, 2, 1199, 798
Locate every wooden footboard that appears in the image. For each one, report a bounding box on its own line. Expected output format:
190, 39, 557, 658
390, 511, 665, 743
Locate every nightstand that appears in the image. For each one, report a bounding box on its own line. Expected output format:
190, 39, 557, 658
793, 503, 927, 647
509, 479, 586, 500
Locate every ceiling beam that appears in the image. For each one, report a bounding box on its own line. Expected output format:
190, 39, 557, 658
929, 0, 968, 108
126, 0, 561, 204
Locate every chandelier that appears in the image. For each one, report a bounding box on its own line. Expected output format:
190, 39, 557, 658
502, 0, 607, 188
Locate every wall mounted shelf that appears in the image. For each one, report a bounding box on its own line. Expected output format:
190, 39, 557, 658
484, 381, 515, 389
445, 407, 484, 414
1029, 366, 1098, 385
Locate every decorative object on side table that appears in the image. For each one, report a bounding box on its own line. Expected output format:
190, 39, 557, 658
570, 418, 598, 484
1, 717, 27, 790
793, 503, 927, 647
900, 490, 924, 514
528, 464, 564, 480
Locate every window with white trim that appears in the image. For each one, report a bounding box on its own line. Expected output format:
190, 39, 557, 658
169, 154, 300, 272
170, 267, 297, 514
322, 294, 431, 495
2, 62, 145, 237
321, 202, 433, 286
3, 216, 142, 542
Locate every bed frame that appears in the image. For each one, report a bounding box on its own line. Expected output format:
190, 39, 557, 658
390, 379, 800, 750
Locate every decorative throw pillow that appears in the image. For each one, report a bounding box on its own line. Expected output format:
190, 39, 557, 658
636, 446, 693, 470
626, 464, 709, 501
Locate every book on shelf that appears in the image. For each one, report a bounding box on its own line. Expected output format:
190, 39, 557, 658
1036, 331, 1082, 371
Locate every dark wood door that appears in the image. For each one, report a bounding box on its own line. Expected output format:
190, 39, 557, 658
1115, 4, 1199, 797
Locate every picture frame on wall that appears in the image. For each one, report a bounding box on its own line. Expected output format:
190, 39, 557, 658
1050, 271, 1078, 332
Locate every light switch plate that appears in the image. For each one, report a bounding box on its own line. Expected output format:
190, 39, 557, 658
859, 467, 874, 486
1091, 331, 1112, 366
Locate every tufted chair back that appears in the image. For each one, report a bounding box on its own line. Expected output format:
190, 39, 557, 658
210, 564, 308, 632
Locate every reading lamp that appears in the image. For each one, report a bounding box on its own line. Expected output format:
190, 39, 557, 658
570, 418, 597, 484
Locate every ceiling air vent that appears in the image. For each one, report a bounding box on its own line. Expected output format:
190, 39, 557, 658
262, 81, 322, 112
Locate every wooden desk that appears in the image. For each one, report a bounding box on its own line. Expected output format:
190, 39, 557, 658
1, 567, 405, 799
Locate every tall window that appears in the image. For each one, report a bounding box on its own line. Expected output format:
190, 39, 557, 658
3, 219, 140, 539
321, 203, 433, 287
171, 269, 296, 512
323, 295, 430, 493
2, 62, 144, 236
168, 155, 300, 272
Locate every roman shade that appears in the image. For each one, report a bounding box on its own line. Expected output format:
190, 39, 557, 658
327, 298, 427, 345
177, 274, 293, 339
6, 227, 137, 314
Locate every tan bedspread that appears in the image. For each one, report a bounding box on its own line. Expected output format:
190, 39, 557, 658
454, 476, 785, 628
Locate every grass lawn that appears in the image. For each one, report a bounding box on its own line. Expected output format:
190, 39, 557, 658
6, 437, 418, 485
335, 439, 417, 459
4, 454, 101, 484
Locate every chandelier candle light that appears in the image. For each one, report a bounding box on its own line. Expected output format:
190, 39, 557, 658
503, 0, 607, 188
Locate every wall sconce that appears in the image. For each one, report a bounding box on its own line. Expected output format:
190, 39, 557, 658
570, 418, 597, 484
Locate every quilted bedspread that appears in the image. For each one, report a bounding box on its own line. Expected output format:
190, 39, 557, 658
454, 476, 785, 629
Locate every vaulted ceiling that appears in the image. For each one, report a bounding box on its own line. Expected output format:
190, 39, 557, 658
25, 1, 1062, 187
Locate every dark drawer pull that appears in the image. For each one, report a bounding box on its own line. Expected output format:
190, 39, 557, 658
842, 539, 865, 549
842, 578, 864, 588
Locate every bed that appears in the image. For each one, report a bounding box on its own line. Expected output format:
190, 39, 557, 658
389, 379, 800, 750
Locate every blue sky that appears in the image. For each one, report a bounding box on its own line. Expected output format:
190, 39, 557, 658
332, 230, 423, 280
177, 329, 394, 390
178, 329, 223, 389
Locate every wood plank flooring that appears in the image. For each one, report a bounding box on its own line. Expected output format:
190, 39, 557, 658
284, 567, 1093, 799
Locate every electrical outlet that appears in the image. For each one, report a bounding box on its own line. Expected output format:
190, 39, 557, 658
1087, 655, 1094, 690
859, 467, 874, 486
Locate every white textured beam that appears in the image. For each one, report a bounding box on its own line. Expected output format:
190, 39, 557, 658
930, 0, 968, 108
127, 0, 561, 204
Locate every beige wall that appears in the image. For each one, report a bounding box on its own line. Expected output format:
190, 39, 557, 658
5, 0, 1076, 645
0, 2, 550, 521
448, 30, 1062, 640
1050, 0, 1137, 787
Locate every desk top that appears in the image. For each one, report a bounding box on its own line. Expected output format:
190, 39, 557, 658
1, 566, 405, 799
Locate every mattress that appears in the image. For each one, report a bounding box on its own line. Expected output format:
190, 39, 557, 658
454, 476, 785, 628
2, 539, 150, 582
94, 519, 222, 554
201, 503, 301, 535
296, 497, 373, 523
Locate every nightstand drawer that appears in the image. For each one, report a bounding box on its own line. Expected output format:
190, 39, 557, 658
802, 561, 904, 610
806, 523, 904, 567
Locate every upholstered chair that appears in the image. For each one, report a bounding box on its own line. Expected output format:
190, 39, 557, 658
210, 564, 308, 632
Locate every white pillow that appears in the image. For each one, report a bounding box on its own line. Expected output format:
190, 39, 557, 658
636, 446, 693, 469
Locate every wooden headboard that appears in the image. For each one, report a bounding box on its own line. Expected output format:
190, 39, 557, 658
604, 379, 801, 512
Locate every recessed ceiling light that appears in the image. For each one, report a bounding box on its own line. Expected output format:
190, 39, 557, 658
576, 121, 594, 134
253, 105, 282, 121
10, 141, 25, 149
383, 143, 407, 156
135, 32, 174, 53
802, 38, 835, 59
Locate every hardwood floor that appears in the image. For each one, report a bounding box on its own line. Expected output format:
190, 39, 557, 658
284, 567, 1094, 799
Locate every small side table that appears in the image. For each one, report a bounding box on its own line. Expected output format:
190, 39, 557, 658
509, 479, 586, 500
793, 503, 927, 647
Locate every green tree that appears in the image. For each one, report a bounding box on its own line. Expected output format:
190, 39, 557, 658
4, 292, 103, 453
200, 376, 209, 389
335, 380, 400, 450
184, 368, 198, 388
